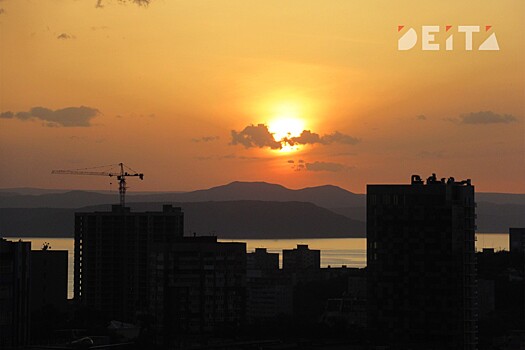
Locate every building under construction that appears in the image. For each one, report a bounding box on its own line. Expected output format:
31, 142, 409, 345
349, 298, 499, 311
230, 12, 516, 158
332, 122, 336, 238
74, 204, 184, 322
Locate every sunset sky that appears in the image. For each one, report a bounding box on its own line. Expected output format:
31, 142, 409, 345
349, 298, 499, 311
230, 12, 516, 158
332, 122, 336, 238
0, 0, 524, 193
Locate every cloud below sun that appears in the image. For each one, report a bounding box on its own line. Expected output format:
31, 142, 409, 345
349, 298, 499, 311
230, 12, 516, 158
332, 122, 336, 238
288, 160, 351, 172
230, 123, 360, 151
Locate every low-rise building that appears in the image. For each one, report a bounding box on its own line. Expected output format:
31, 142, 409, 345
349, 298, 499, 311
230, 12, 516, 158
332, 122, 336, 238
282, 244, 320, 272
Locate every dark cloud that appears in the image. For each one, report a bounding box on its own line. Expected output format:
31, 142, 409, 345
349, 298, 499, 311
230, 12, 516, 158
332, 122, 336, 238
416, 115, 426, 120
0, 8, 5, 15
288, 130, 321, 145
57, 33, 75, 40
96, 0, 151, 8
231, 124, 282, 150
459, 111, 517, 124
1, 106, 100, 127
320, 131, 360, 145
0, 111, 14, 119
287, 160, 294, 164
289, 158, 353, 173
333, 151, 357, 157
237, 155, 265, 160
198, 155, 270, 162
192, 136, 220, 143
305, 161, 347, 172
287, 130, 359, 146
231, 124, 360, 150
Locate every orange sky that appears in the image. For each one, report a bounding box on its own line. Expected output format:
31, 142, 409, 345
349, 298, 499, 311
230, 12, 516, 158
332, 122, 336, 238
0, 0, 524, 193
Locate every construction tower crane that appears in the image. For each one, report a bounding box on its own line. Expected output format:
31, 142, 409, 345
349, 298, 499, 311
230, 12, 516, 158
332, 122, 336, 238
52, 163, 144, 207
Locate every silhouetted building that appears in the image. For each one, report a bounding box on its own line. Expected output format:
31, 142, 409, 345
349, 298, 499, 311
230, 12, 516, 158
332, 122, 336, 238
149, 236, 246, 343
247, 248, 279, 273
510, 227, 525, 346
477, 248, 524, 347
367, 174, 477, 349
478, 278, 495, 320
31, 249, 68, 312
0, 238, 31, 348
321, 272, 367, 329
74, 204, 184, 322
247, 275, 293, 323
29, 248, 68, 343
246, 249, 292, 323
477, 248, 497, 324
283, 244, 320, 272
510, 228, 525, 254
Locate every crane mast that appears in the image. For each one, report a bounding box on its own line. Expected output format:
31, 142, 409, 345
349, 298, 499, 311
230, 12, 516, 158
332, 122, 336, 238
51, 163, 144, 207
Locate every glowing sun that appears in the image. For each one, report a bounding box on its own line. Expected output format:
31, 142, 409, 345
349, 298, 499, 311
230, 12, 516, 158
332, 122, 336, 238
268, 118, 305, 152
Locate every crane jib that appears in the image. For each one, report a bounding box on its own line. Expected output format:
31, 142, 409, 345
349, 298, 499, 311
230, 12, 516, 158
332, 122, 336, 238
51, 163, 144, 207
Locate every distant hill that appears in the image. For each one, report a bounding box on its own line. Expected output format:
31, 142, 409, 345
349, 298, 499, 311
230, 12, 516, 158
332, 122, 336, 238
476, 193, 525, 205
475, 202, 525, 232
0, 190, 117, 208
168, 181, 366, 208
0, 187, 74, 196
0, 181, 365, 209
0, 187, 181, 196
0, 201, 366, 239
0, 182, 523, 235
0, 208, 73, 236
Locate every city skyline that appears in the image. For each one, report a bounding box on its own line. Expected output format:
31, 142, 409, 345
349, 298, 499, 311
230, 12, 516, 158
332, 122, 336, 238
2, 175, 522, 348
1, 1, 524, 193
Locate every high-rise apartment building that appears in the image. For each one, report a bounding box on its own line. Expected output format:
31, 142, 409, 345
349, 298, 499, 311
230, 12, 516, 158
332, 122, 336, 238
367, 174, 477, 349
74, 204, 184, 322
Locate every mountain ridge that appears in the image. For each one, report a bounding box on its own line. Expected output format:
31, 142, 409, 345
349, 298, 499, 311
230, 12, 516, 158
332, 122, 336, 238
0, 181, 365, 209
0, 200, 366, 239
0, 181, 523, 235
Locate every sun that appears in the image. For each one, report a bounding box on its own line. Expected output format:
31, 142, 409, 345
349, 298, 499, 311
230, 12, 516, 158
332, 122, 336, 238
268, 118, 305, 152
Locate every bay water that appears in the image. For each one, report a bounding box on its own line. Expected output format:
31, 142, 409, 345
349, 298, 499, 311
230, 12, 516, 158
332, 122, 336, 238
4, 233, 510, 299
